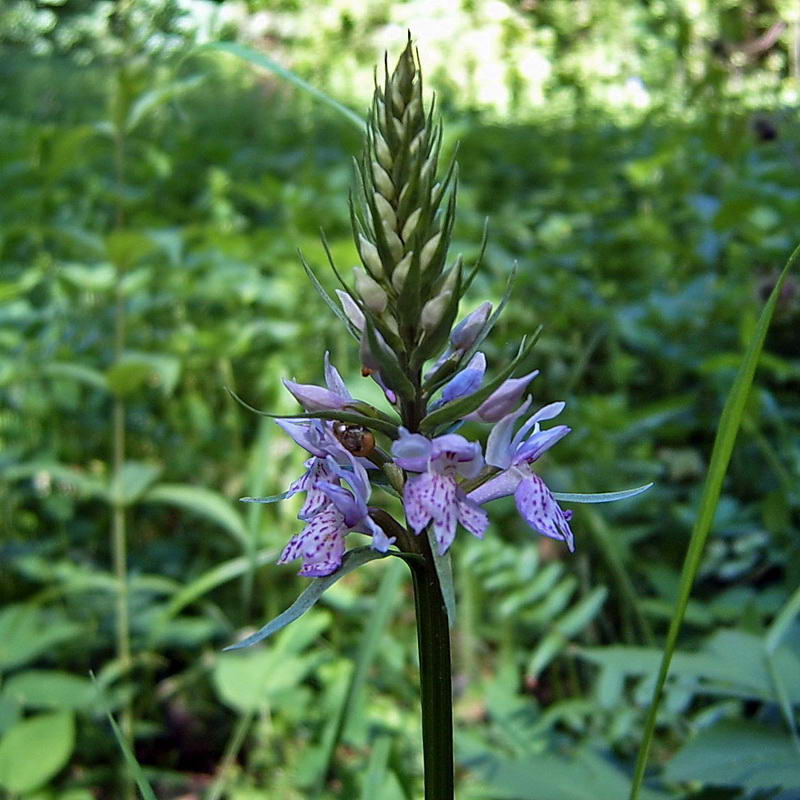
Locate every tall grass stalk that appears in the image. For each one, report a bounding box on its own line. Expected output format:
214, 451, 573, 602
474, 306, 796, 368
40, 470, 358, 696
628, 242, 800, 799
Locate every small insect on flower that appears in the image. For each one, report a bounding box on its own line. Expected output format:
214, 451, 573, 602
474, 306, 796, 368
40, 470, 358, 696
333, 421, 376, 457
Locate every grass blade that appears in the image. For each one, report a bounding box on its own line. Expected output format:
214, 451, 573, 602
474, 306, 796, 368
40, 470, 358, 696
201, 42, 365, 130
90, 674, 157, 800
628, 241, 800, 799
313, 559, 406, 793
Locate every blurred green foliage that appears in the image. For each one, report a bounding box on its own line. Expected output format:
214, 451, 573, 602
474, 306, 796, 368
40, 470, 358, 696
1, 1, 799, 798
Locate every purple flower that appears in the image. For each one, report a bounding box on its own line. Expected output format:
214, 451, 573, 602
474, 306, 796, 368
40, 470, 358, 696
463, 370, 539, 423
468, 398, 575, 551
392, 429, 488, 555
450, 302, 492, 351
278, 453, 395, 577
283, 352, 352, 412
441, 352, 486, 403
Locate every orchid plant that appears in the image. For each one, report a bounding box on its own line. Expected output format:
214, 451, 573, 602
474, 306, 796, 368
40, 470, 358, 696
228, 39, 650, 799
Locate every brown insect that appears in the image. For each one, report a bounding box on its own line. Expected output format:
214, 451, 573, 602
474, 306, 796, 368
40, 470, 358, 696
332, 421, 376, 457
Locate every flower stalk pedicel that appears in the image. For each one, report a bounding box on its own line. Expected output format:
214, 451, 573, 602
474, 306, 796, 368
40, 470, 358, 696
230, 39, 651, 799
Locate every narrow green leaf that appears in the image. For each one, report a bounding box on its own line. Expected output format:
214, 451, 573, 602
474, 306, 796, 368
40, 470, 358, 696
364, 317, 417, 401
765, 583, 800, 654
201, 42, 365, 130
240, 489, 296, 504
224, 547, 391, 650
629, 241, 800, 800
42, 361, 108, 392
90, 675, 158, 800
360, 733, 393, 800
141, 483, 249, 548
315, 560, 406, 790
297, 249, 357, 336
553, 483, 653, 504
226, 388, 400, 438
426, 526, 457, 627
149, 548, 280, 639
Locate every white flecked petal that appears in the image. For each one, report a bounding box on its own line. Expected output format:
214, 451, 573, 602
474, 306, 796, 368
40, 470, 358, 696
456, 491, 489, 539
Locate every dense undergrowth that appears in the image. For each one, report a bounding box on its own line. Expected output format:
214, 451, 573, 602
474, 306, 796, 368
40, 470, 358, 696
1, 2, 799, 798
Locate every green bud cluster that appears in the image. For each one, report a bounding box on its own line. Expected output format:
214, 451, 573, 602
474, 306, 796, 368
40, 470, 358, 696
347, 38, 461, 405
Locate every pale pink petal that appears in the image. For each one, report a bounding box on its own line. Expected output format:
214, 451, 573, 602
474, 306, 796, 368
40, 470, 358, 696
403, 472, 436, 533
456, 491, 489, 539
514, 474, 575, 551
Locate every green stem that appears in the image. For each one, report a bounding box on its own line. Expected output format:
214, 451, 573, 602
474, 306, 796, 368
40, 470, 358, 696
407, 535, 454, 800
373, 509, 454, 797
111, 56, 134, 800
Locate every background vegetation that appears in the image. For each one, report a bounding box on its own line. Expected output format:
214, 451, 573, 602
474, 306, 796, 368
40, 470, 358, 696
1, 1, 798, 798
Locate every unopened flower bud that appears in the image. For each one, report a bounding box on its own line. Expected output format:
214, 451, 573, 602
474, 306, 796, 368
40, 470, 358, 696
420, 268, 457, 332
420, 232, 442, 272
409, 131, 425, 157
375, 133, 392, 170
358, 234, 383, 278
450, 301, 492, 351
282, 379, 347, 412
401, 208, 421, 242
354, 266, 388, 313
465, 370, 540, 423
383, 227, 404, 262
403, 98, 421, 126
372, 161, 395, 199
392, 253, 412, 292
373, 192, 396, 230
391, 84, 404, 115
336, 289, 365, 332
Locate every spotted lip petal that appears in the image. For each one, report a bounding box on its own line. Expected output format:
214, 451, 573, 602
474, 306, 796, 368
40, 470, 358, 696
403, 471, 488, 555
514, 474, 575, 552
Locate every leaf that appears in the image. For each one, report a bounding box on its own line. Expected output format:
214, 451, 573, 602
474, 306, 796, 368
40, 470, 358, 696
214, 613, 330, 713
42, 361, 108, 392
149, 548, 280, 636
297, 249, 356, 335
3, 671, 94, 711
426, 526, 457, 628
0, 711, 75, 794
106, 351, 181, 396
360, 733, 393, 800
629, 240, 800, 799
1, 462, 106, 500
552, 483, 653, 504
240, 489, 296, 504
227, 389, 400, 438
0, 605, 81, 671
125, 74, 204, 132
224, 547, 391, 650
325, 561, 406, 770
112, 461, 162, 506
526, 587, 607, 678
142, 483, 249, 548
104, 230, 157, 271
459, 740, 669, 800
364, 316, 416, 401
90, 675, 158, 800
663, 720, 800, 792
201, 42, 365, 130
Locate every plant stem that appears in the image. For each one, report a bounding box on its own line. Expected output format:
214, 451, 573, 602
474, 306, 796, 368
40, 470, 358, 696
407, 534, 454, 800
111, 59, 134, 800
